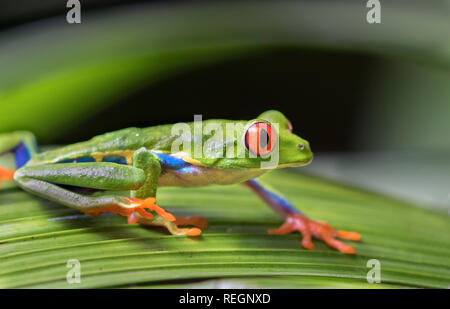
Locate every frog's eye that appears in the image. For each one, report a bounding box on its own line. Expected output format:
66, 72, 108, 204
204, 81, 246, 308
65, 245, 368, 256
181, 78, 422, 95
286, 118, 293, 132
244, 122, 276, 156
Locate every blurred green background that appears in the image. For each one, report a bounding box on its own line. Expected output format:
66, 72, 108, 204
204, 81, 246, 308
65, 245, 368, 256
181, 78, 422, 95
0, 0, 449, 150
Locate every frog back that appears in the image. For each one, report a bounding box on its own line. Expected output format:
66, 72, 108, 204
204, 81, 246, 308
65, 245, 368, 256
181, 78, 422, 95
26, 126, 173, 166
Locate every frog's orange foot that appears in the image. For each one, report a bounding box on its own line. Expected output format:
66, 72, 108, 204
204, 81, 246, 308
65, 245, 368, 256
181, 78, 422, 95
172, 227, 203, 236
174, 216, 209, 230
84, 197, 176, 222
0, 167, 14, 187
268, 214, 361, 254
123, 197, 176, 221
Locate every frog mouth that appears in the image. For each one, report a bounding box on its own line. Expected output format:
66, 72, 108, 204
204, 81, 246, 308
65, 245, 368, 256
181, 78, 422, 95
274, 160, 312, 168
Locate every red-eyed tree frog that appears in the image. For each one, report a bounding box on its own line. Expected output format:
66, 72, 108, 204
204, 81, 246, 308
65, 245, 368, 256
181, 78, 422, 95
0, 110, 360, 253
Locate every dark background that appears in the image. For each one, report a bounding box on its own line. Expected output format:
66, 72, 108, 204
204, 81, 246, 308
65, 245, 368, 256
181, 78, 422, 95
67, 48, 375, 152
0, 0, 448, 153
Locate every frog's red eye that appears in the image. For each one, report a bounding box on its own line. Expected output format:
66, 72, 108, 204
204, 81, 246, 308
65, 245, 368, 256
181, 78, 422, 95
286, 119, 293, 132
244, 122, 276, 156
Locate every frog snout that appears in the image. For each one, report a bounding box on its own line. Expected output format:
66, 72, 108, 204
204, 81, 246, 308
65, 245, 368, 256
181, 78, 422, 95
296, 142, 313, 163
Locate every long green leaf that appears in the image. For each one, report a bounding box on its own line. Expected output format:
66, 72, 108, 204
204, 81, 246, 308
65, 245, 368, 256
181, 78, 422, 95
0, 169, 448, 288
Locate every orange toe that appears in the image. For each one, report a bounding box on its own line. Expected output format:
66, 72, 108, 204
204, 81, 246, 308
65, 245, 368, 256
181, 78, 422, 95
332, 240, 356, 254
185, 228, 202, 236
127, 212, 138, 224
147, 203, 175, 221
270, 214, 360, 254
301, 238, 315, 250
342, 246, 356, 255
321, 236, 355, 254
337, 230, 361, 241
0, 167, 14, 181
136, 207, 154, 220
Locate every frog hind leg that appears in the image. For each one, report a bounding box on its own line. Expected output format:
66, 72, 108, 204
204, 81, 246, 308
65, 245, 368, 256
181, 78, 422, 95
13, 162, 162, 219
128, 148, 207, 236
244, 179, 360, 254
0, 131, 39, 187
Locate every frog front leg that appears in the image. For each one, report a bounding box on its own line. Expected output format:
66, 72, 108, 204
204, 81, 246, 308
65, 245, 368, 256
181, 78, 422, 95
128, 148, 207, 236
244, 179, 361, 254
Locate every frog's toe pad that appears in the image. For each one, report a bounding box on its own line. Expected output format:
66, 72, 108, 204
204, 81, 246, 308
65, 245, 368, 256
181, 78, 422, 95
174, 227, 202, 236
127, 211, 138, 224
83, 197, 175, 222
268, 214, 360, 254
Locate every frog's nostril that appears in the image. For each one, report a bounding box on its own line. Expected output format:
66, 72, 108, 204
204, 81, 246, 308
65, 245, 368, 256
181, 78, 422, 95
297, 144, 305, 150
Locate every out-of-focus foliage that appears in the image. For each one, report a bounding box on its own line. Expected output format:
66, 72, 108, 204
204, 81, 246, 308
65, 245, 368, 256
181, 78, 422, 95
0, 1, 449, 150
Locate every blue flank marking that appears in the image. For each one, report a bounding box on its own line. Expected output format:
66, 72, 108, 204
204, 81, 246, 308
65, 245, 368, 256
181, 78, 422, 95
14, 142, 31, 168
248, 179, 299, 215
102, 155, 127, 165
177, 166, 198, 174
153, 152, 189, 170
54, 152, 192, 173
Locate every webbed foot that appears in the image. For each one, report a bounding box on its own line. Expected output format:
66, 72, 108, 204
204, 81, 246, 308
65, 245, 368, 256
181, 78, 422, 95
83, 197, 175, 222
269, 214, 361, 254
128, 212, 207, 236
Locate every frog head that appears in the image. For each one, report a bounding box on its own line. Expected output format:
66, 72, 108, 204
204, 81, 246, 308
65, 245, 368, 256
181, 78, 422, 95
255, 110, 313, 169
185, 110, 313, 170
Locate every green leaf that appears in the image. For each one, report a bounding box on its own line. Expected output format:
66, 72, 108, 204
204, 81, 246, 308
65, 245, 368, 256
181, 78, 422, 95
0, 169, 448, 288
